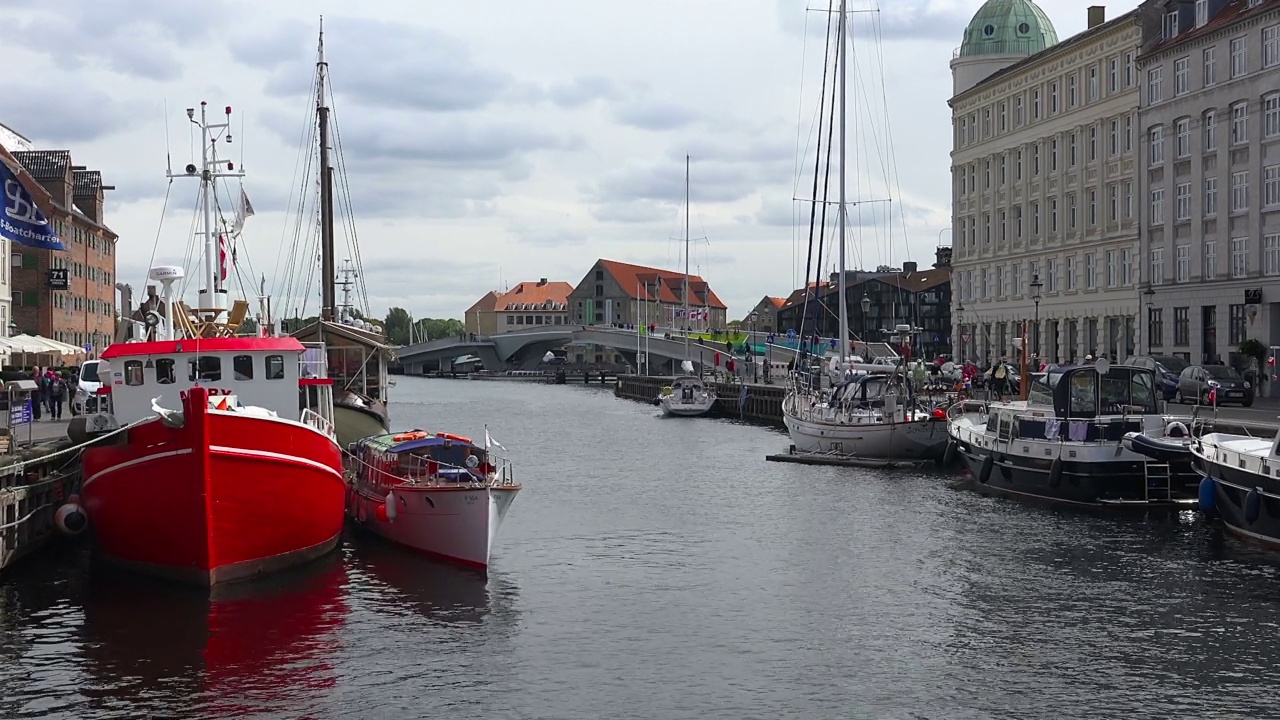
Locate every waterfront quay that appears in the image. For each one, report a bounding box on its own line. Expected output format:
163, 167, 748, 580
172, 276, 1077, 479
0, 418, 79, 574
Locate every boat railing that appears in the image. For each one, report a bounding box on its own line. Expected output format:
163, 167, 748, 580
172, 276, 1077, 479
299, 342, 329, 380
300, 407, 336, 440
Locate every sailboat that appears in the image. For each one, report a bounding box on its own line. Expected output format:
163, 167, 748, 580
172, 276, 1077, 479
288, 23, 392, 449
658, 156, 717, 418
78, 102, 345, 586
780, 0, 948, 460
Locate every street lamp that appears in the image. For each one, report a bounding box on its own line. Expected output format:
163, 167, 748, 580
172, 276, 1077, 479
7, 321, 16, 337
1143, 285, 1156, 355
955, 303, 964, 362
860, 293, 871, 353
1029, 273, 1043, 364
750, 311, 759, 383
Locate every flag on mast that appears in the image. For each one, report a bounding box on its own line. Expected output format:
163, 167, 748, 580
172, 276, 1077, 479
218, 234, 229, 281
485, 425, 505, 451
0, 144, 65, 251
231, 186, 256, 235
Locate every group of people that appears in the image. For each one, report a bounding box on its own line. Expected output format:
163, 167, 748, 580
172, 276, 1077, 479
27, 366, 72, 421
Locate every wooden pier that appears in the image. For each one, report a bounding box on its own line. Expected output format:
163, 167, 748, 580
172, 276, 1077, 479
1, 421, 81, 575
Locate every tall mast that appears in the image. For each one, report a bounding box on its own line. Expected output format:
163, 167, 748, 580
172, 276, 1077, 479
836, 0, 849, 365
683, 154, 691, 363
317, 18, 337, 323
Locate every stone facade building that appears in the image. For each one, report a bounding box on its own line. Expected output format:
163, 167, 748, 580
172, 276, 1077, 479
567, 259, 728, 330
1137, 0, 1280, 367
950, 1, 1144, 364
464, 279, 573, 336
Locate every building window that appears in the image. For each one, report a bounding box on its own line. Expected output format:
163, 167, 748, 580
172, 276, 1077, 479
1032, 143, 1041, 175
1047, 258, 1058, 293
1176, 243, 1191, 282
1089, 66, 1099, 101
1149, 126, 1164, 164
1231, 37, 1247, 78
1066, 255, 1077, 291
1050, 81, 1059, 114
1033, 88, 1041, 120
1088, 125, 1097, 161
1050, 137, 1059, 171
1266, 234, 1280, 276
1122, 248, 1132, 285
1069, 132, 1077, 167
1231, 236, 1248, 278
1125, 180, 1134, 219
1049, 198, 1058, 232
1068, 74, 1078, 107
1109, 119, 1119, 156
1150, 308, 1164, 348
1014, 95, 1024, 126
1125, 113, 1134, 152
1204, 110, 1217, 150
998, 101, 1007, 132
1266, 94, 1280, 137
1175, 117, 1190, 157
1231, 102, 1248, 144
1088, 189, 1097, 226
1164, 11, 1179, 39
1232, 170, 1249, 212
1266, 24, 1280, 68
1147, 67, 1162, 103
1125, 51, 1135, 87
1016, 149, 1023, 180
1204, 46, 1217, 86
1109, 58, 1119, 94
506, 315, 514, 325
1151, 187, 1165, 223
1106, 250, 1119, 287
1068, 193, 1077, 230
1174, 307, 1190, 346
1014, 204, 1023, 238
1151, 247, 1166, 285
1195, 0, 1208, 27
1230, 304, 1248, 345
1109, 184, 1119, 223
1175, 182, 1191, 220
1175, 57, 1190, 95
1085, 253, 1097, 289
1205, 177, 1218, 216
1205, 240, 1218, 279
1031, 201, 1040, 235
1266, 164, 1280, 206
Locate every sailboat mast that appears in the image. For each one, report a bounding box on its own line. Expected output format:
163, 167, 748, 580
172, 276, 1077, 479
836, 0, 849, 365
317, 18, 337, 323
683, 154, 691, 362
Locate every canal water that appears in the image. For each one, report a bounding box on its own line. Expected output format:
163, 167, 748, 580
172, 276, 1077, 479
2, 377, 1279, 719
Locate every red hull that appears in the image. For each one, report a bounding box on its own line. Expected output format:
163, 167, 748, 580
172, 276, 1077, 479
80, 387, 345, 586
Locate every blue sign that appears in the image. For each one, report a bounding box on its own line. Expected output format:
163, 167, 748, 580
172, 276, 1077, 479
933, 333, 942, 343
767, 334, 776, 344
786, 328, 796, 339
9, 399, 31, 426
84, 343, 93, 353
0, 162, 65, 251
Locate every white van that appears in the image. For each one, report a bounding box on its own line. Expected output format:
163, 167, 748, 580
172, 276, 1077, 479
71, 359, 105, 416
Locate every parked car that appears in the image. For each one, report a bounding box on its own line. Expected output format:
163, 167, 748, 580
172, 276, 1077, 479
1125, 355, 1189, 400
1176, 363, 1254, 406
71, 359, 105, 416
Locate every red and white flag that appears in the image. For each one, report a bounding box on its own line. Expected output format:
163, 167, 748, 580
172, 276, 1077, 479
218, 234, 229, 281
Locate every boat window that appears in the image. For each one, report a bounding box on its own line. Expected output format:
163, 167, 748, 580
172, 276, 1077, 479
188, 356, 222, 382
1028, 375, 1054, 405
1068, 372, 1097, 416
265, 355, 285, 380
156, 358, 176, 384
233, 354, 254, 381
123, 360, 144, 386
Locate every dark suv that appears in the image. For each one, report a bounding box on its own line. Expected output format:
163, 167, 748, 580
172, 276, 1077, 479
1125, 355, 1189, 400
1176, 364, 1254, 406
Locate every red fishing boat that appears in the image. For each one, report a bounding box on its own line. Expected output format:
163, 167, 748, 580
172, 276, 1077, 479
75, 102, 345, 586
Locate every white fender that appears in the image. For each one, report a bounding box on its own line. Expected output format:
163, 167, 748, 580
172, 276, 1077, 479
385, 490, 397, 521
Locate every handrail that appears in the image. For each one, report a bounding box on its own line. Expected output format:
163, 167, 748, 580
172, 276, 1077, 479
300, 408, 335, 440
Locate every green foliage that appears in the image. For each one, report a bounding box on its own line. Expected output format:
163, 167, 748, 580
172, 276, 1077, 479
383, 307, 464, 345
1239, 338, 1267, 365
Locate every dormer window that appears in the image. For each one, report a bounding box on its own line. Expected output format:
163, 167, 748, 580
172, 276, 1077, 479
983, 24, 995, 37
1195, 0, 1208, 27
1164, 11, 1179, 39
1018, 22, 1030, 34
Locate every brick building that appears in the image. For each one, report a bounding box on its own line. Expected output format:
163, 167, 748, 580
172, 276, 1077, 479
10, 149, 117, 354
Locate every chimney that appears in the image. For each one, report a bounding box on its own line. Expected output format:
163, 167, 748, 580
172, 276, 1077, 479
902, 261, 918, 274
538, 278, 547, 286
1088, 6, 1106, 29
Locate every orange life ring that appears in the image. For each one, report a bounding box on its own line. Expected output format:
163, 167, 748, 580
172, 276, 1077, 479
435, 432, 472, 444
392, 431, 428, 443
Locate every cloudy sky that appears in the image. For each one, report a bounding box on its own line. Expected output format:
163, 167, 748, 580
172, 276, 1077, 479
1, 0, 1138, 321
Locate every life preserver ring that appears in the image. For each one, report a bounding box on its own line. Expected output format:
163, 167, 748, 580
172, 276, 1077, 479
1165, 421, 1190, 439
436, 432, 473, 444
393, 430, 429, 443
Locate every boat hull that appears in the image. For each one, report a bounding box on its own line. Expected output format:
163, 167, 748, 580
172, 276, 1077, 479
955, 443, 1198, 508
333, 393, 390, 449
80, 388, 345, 586
350, 485, 520, 570
784, 411, 948, 459
1193, 439, 1280, 546
660, 397, 716, 417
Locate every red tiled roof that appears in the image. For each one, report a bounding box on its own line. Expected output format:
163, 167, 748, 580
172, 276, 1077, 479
466, 291, 502, 314
767, 296, 786, 309
493, 281, 573, 311
597, 259, 727, 309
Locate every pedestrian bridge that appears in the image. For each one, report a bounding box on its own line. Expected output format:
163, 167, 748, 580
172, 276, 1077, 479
394, 325, 855, 373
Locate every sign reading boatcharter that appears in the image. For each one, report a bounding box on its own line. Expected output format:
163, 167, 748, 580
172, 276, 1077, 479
0, 161, 65, 251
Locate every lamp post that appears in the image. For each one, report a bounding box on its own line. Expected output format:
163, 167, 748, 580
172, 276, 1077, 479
955, 303, 964, 363
1029, 274, 1043, 365
1143, 285, 1155, 355
7, 321, 16, 338
750, 311, 759, 383
860, 293, 871, 357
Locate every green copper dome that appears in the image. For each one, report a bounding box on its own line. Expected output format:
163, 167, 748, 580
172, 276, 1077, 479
958, 0, 1058, 58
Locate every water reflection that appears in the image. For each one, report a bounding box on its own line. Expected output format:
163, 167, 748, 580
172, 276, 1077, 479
347, 534, 507, 627
78, 553, 348, 718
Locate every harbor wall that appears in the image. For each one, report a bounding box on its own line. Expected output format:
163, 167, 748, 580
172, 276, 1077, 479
0, 438, 80, 574
614, 375, 786, 426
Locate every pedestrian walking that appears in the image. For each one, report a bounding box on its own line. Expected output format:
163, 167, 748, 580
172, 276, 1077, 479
47, 371, 67, 420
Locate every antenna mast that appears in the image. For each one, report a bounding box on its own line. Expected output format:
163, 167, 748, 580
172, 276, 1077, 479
317, 17, 337, 323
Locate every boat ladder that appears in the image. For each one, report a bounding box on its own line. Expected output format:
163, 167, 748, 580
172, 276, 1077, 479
1144, 461, 1173, 501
